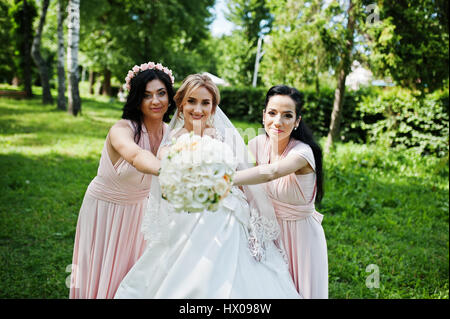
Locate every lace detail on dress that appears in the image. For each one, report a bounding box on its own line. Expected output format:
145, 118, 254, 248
277, 245, 290, 266
247, 208, 281, 261
249, 208, 280, 241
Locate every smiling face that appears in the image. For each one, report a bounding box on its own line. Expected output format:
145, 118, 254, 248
140, 79, 169, 122
263, 94, 301, 143
182, 86, 214, 133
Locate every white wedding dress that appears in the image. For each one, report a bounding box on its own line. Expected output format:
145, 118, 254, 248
114, 108, 301, 299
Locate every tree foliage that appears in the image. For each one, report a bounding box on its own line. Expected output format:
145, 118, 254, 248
366, 0, 449, 92
261, 0, 333, 91
79, 0, 216, 84
0, 0, 15, 83
8, 0, 37, 96
213, 0, 272, 86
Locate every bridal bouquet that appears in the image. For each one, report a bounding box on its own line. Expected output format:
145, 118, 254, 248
159, 132, 238, 213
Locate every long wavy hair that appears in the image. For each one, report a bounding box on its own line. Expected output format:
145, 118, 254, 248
264, 85, 324, 203
121, 69, 175, 143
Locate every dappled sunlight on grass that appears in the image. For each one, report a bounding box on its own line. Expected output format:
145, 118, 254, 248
0, 95, 121, 158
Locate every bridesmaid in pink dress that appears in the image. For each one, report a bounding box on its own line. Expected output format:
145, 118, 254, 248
69, 62, 176, 299
234, 85, 328, 298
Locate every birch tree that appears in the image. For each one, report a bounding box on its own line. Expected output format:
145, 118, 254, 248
56, 0, 66, 110
67, 0, 81, 116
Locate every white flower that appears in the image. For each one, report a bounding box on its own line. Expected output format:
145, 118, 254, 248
193, 187, 209, 203
214, 178, 230, 196
159, 133, 237, 213
211, 164, 226, 179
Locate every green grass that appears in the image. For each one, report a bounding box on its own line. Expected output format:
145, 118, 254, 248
0, 88, 448, 298
319, 142, 449, 298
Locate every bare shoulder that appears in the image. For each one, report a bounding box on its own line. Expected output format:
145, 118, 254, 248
111, 119, 132, 130
109, 119, 135, 144
110, 119, 134, 135
285, 152, 314, 174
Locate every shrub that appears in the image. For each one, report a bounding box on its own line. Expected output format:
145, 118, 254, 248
219, 85, 449, 157
357, 87, 449, 157
219, 86, 267, 122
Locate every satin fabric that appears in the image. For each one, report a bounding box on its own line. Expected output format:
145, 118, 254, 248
249, 135, 328, 299
69, 121, 168, 299
114, 187, 301, 299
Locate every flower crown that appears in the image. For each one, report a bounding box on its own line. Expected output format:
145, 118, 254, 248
124, 61, 175, 91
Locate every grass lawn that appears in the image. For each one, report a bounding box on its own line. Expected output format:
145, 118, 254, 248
0, 89, 448, 298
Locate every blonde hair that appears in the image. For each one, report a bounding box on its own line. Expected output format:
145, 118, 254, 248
174, 74, 220, 114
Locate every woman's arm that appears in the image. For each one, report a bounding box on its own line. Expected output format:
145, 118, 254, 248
108, 120, 161, 175
233, 153, 310, 186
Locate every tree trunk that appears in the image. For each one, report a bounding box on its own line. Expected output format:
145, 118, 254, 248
67, 0, 81, 116
12, 76, 20, 87
98, 79, 103, 95
88, 70, 96, 95
56, 0, 66, 110
22, 0, 33, 98
324, 0, 356, 153
31, 0, 53, 104
315, 56, 320, 96
325, 69, 347, 151
102, 69, 112, 96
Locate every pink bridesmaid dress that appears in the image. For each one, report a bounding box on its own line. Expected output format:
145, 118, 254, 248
249, 135, 328, 299
69, 120, 168, 299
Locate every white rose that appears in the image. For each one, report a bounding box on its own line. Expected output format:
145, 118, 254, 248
183, 188, 194, 202
213, 178, 230, 196
210, 164, 226, 179
193, 187, 210, 203
160, 168, 183, 186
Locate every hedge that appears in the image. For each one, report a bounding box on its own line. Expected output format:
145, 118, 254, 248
218, 86, 373, 142
218, 85, 449, 157
357, 87, 449, 157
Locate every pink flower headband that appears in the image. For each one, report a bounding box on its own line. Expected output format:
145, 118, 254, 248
124, 61, 175, 91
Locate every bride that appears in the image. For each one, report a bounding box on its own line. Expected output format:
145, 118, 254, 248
114, 74, 301, 299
